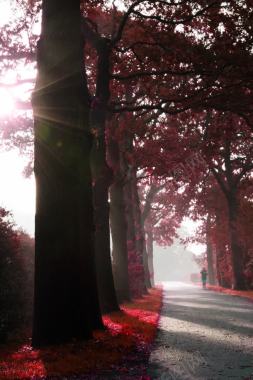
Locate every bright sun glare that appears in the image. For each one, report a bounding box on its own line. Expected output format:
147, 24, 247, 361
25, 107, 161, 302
0, 1, 36, 235
0, 88, 15, 116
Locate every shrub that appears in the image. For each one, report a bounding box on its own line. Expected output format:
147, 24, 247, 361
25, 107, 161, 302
0, 208, 34, 342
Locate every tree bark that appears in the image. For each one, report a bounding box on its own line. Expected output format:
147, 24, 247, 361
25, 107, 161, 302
215, 211, 232, 288
108, 132, 130, 302
132, 175, 151, 289
125, 167, 146, 297
215, 245, 231, 288
93, 162, 119, 312
206, 242, 215, 285
206, 215, 215, 285
141, 183, 161, 288
146, 228, 155, 287
227, 194, 246, 290
91, 38, 119, 313
32, 0, 102, 346
110, 179, 131, 302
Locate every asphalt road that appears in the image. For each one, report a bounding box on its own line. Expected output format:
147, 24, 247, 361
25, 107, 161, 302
147, 282, 253, 380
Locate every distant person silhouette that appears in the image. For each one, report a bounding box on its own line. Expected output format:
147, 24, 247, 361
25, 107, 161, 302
200, 268, 208, 289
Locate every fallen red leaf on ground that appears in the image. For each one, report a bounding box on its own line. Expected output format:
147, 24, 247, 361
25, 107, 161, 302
206, 285, 253, 301
0, 287, 162, 379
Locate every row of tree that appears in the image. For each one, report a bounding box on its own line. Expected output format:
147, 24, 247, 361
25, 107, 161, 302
137, 110, 253, 290
0, 0, 253, 346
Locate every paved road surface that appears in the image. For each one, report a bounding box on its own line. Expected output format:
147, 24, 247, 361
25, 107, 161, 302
147, 282, 253, 380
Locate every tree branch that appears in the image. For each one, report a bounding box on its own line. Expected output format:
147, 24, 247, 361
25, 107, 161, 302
210, 166, 229, 197
132, 1, 221, 26
111, 68, 196, 81
81, 18, 101, 50
111, 0, 145, 46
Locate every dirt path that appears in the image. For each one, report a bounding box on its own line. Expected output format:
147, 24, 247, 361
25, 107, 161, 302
147, 282, 253, 380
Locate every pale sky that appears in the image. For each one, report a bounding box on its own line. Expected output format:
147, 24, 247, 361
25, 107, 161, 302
181, 219, 205, 255
0, 150, 35, 235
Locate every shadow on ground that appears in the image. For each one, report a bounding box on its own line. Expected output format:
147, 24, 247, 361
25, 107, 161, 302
148, 282, 253, 380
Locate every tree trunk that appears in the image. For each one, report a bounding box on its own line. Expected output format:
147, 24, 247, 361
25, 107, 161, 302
125, 177, 141, 298
132, 175, 150, 289
92, 159, 119, 312
206, 242, 215, 285
108, 132, 130, 303
146, 228, 155, 287
125, 168, 146, 297
32, 0, 102, 346
227, 194, 246, 290
91, 39, 119, 313
215, 245, 230, 288
142, 226, 152, 289
206, 215, 215, 285
215, 212, 231, 288
110, 179, 131, 302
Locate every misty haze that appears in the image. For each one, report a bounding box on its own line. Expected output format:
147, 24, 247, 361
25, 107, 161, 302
154, 240, 199, 283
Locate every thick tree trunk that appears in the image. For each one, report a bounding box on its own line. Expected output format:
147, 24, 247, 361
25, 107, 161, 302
140, 184, 160, 288
125, 168, 146, 298
110, 180, 131, 302
227, 194, 246, 290
206, 242, 215, 285
125, 178, 142, 297
91, 39, 119, 313
215, 254, 223, 287
32, 0, 102, 346
108, 134, 130, 303
132, 175, 150, 289
146, 228, 155, 287
206, 216, 215, 285
142, 226, 152, 289
92, 158, 119, 312
215, 246, 230, 288
215, 212, 231, 288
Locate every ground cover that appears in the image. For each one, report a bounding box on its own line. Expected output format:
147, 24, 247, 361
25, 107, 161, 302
0, 287, 162, 379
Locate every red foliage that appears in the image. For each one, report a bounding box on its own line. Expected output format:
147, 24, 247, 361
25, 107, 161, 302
0, 288, 162, 379
206, 285, 253, 302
